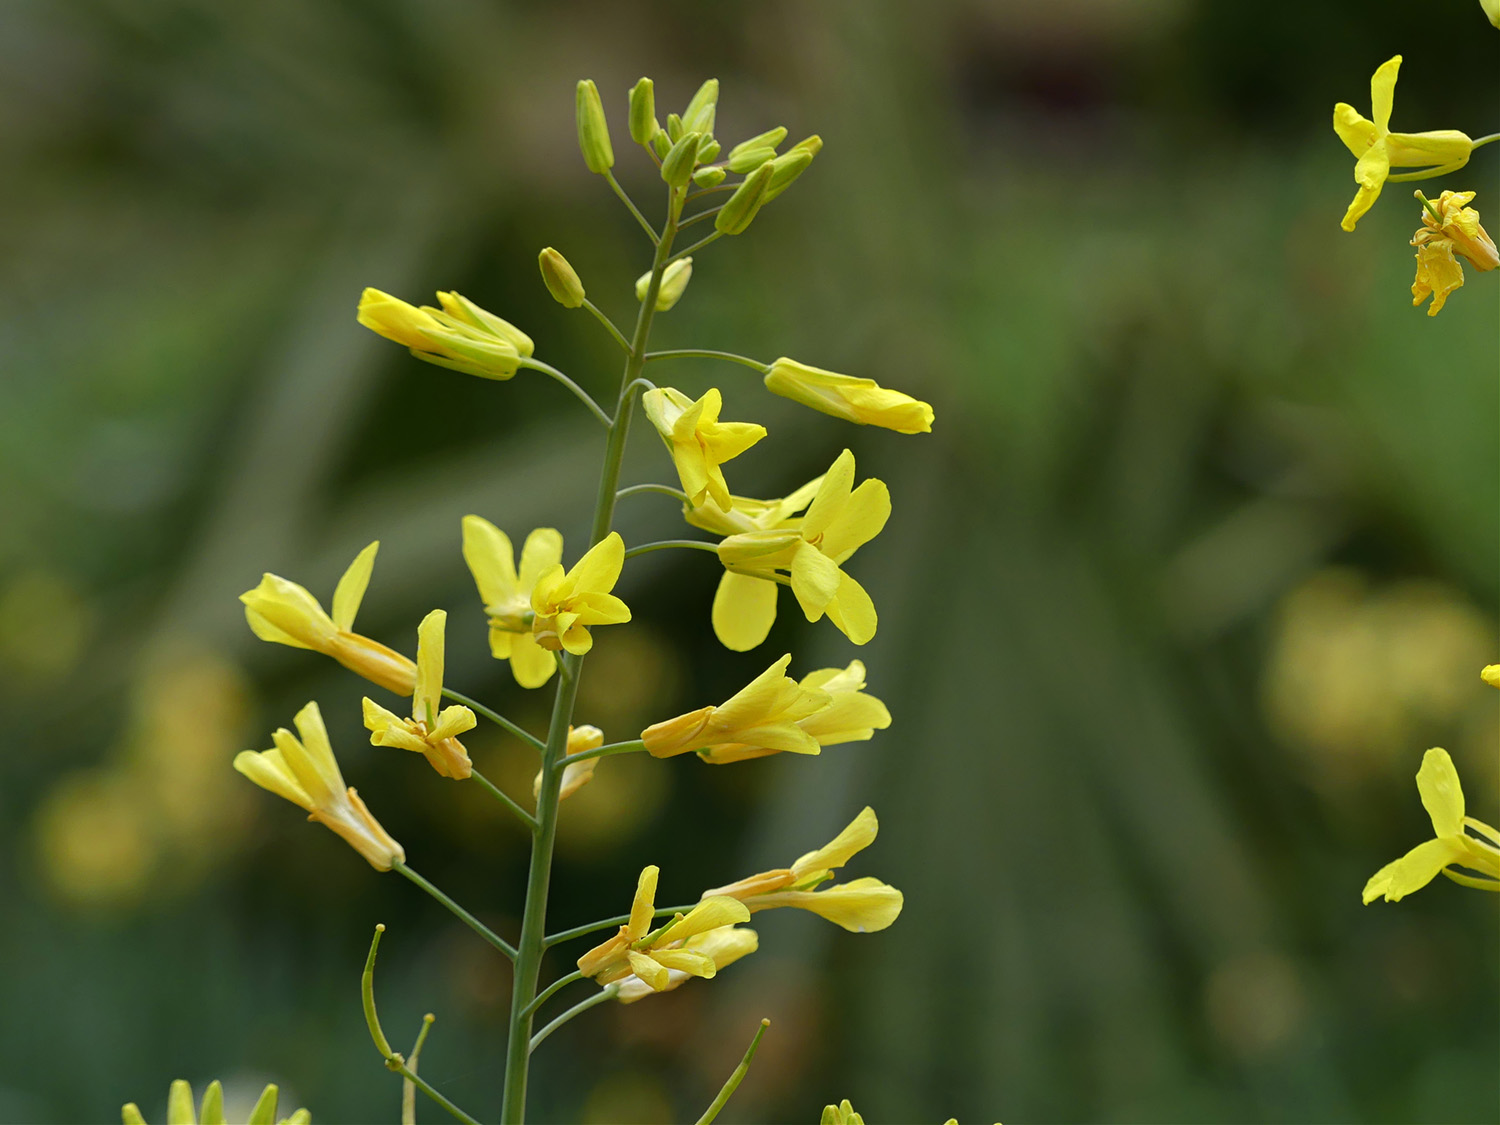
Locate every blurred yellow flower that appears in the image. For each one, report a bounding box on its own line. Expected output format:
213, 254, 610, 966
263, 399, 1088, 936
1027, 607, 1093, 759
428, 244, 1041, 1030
764, 357, 933, 434
362, 609, 476, 780
642, 387, 766, 511
1483, 664, 1500, 689
1363, 748, 1500, 902
234, 701, 405, 871
577, 865, 750, 993
240, 541, 416, 696
614, 925, 758, 1003
1333, 56, 1473, 231
713, 449, 889, 649
702, 806, 904, 932
535, 725, 605, 801
462, 516, 562, 688
358, 288, 534, 380
1410, 190, 1498, 315
530, 532, 631, 655
122, 1079, 307, 1125
641, 653, 831, 759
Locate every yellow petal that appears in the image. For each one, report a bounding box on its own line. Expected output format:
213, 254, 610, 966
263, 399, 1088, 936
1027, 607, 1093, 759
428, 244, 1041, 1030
1482, 664, 1500, 689
331, 541, 379, 632
648, 948, 717, 978
461, 516, 517, 606
430, 704, 477, 742
1332, 103, 1378, 158
790, 544, 843, 619
414, 609, 446, 724
683, 925, 759, 968
642, 705, 717, 757
291, 701, 344, 798
712, 571, 779, 651
818, 478, 891, 564
712, 655, 796, 727
518, 527, 565, 588
568, 532, 625, 596
1362, 836, 1469, 903
1370, 55, 1400, 134
752, 877, 903, 931
234, 749, 312, 810
658, 896, 751, 944
629, 865, 659, 938
799, 691, 890, 746
627, 950, 671, 992
241, 574, 337, 651
488, 626, 515, 660
801, 449, 856, 543
790, 807, 879, 878
357, 288, 441, 350
1416, 748, 1464, 837
510, 633, 557, 689
824, 572, 877, 645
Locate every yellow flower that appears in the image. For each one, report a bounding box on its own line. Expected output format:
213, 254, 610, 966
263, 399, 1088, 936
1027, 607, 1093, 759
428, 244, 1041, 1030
1482, 663, 1500, 688
234, 701, 405, 871
702, 806, 903, 932
357, 288, 534, 380
641, 654, 833, 759
642, 387, 767, 511
1363, 748, 1500, 902
764, 357, 933, 434
361, 610, 476, 780
530, 532, 631, 655
1411, 190, 1499, 315
241, 542, 417, 696
1333, 56, 1474, 231
461, 516, 563, 688
682, 476, 823, 538
122, 1080, 307, 1125
577, 865, 751, 993
534, 725, 604, 801
713, 449, 889, 650
614, 925, 759, 1003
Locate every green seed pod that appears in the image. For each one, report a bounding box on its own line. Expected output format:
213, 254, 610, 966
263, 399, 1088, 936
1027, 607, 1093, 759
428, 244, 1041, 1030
762, 146, 815, 202
727, 145, 776, 174
692, 166, 727, 188
698, 137, 721, 162
575, 79, 614, 174
538, 247, 585, 308
666, 112, 683, 142
628, 77, 657, 145
660, 131, 703, 189
651, 128, 671, 158
729, 127, 788, 163
715, 162, 774, 235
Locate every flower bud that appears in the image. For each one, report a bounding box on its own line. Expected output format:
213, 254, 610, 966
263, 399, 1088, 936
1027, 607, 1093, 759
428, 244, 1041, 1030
727, 146, 776, 174
693, 166, 727, 189
636, 258, 693, 311
652, 129, 672, 158
729, 127, 788, 164
575, 79, 614, 174
715, 162, 774, 235
764, 357, 934, 433
628, 77, 657, 144
666, 112, 684, 142
1483, 0, 1500, 27
762, 144, 818, 202
661, 131, 703, 189
538, 247, 585, 308
682, 78, 719, 136
698, 137, 721, 162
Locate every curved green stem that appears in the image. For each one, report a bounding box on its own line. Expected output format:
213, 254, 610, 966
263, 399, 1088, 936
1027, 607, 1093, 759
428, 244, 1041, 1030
402, 1014, 436, 1125
443, 689, 544, 752
624, 538, 719, 560
604, 171, 659, 243
471, 768, 539, 832
1471, 133, 1500, 149
555, 739, 647, 768
644, 348, 766, 372
529, 985, 619, 1052
680, 204, 726, 229
696, 1019, 771, 1125
687, 182, 737, 201
543, 904, 699, 948
1386, 159, 1470, 183
616, 482, 688, 503
668, 231, 722, 264
582, 298, 632, 353
522, 969, 585, 1018
394, 861, 517, 960
517, 358, 612, 426
1442, 868, 1500, 891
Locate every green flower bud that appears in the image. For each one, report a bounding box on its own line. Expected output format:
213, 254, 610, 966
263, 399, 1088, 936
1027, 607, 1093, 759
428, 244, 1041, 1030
538, 247, 585, 308
652, 128, 671, 158
660, 131, 703, 189
199, 1081, 226, 1125
715, 162, 775, 235
575, 79, 614, 174
666, 113, 683, 142
727, 146, 776, 174
699, 137, 721, 162
628, 77, 657, 145
693, 166, 727, 188
762, 144, 817, 203
247, 1085, 280, 1125
682, 78, 719, 136
790, 134, 823, 158
167, 1080, 194, 1125
122, 1106, 147, 1125
635, 257, 693, 311
729, 127, 788, 163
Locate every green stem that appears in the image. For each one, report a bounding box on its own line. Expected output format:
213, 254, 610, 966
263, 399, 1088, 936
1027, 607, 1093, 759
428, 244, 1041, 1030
516, 358, 612, 426
695, 1019, 771, 1125
499, 180, 685, 1125
542, 904, 699, 949
582, 298, 632, 353
402, 1014, 436, 1125
680, 204, 726, 229
471, 768, 539, 832
616, 482, 688, 503
1472, 133, 1500, 149
443, 689, 544, 751
687, 182, 737, 201
394, 861, 518, 960
623, 539, 719, 560
555, 739, 647, 767
522, 969, 585, 1018
529, 985, 619, 1052
668, 231, 722, 264
644, 348, 767, 372
605, 171, 659, 243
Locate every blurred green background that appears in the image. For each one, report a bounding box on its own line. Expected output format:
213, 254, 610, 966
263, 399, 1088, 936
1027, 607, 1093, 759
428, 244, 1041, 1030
2, 1, 1496, 1122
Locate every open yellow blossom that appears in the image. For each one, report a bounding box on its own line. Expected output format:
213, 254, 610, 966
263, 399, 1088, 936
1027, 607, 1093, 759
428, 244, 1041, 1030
534, 725, 604, 801
234, 701, 405, 871
123, 1080, 307, 1125
642, 387, 767, 511
362, 610, 476, 780
713, 449, 889, 650
764, 357, 933, 434
577, 865, 751, 993
641, 654, 832, 759
615, 925, 759, 1003
241, 542, 416, 695
702, 806, 904, 932
461, 516, 563, 688
530, 532, 631, 655
1410, 190, 1498, 315
357, 288, 534, 380
1363, 748, 1500, 903
1333, 56, 1474, 231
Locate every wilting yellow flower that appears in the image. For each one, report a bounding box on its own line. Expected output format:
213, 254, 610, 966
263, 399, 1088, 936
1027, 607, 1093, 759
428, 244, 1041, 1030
764, 358, 934, 434
642, 387, 766, 511
530, 532, 631, 655
1483, 664, 1500, 689
1333, 56, 1473, 231
615, 925, 759, 1003
461, 516, 563, 688
713, 449, 889, 650
577, 865, 751, 993
534, 725, 605, 801
234, 701, 405, 871
358, 288, 534, 380
702, 806, 903, 932
123, 1079, 307, 1125
362, 610, 476, 780
242, 542, 416, 696
1410, 190, 1499, 315
641, 654, 832, 759
1363, 748, 1500, 902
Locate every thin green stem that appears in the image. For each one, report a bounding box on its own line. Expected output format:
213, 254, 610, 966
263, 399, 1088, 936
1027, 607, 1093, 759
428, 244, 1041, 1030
680, 204, 726, 229
668, 231, 722, 264
516, 358, 612, 426
605, 171, 659, 243
644, 348, 766, 372
402, 1014, 436, 1125
471, 768, 539, 832
621, 376, 658, 397
616, 482, 688, 503
695, 1019, 771, 1125
443, 689, 544, 751
1415, 190, 1443, 223
1442, 868, 1500, 891
687, 182, 737, 201
522, 969, 585, 1019
582, 299, 632, 353
555, 739, 646, 768
529, 985, 619, 1052
394, 861, 517, 960
623, 538, 719, 560
1387, 160, 1469, 183
1472, 133, 1500, 149
543, 904, 699, 949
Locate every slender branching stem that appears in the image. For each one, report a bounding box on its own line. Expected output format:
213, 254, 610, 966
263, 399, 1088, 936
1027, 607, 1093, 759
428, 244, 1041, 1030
680, 204, 726, 229
668, 231, 722, 264
623, 539, 719, 560
621, 376, 658, 397
402, 1014, 436, 1125
443, 689, 544, 752
471, 769, 539, 832
1472, 133, 1500, 149
394, 862, 518, 960
695, 1019, 771, 1125
543, 904, 699, 949
554, 739, 647, 768
529, 985, 619, 1052
522, 970, 586, 1019
687, 182, 737, 201
616, 482, 689, 503
644, 348, 766, 371
582, 299, 632, 353
605, 171, 659, 243
516, 358, 612, 426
